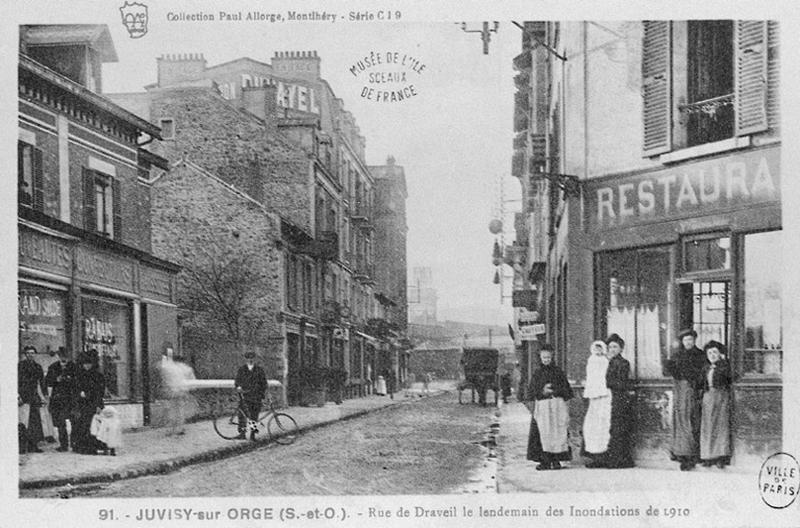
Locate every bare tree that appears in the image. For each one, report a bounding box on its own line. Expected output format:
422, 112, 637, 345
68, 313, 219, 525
180, 241, 272, 347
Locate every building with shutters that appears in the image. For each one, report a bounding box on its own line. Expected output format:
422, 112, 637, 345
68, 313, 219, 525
508, 20, 781, 467
17, 25, 180, 428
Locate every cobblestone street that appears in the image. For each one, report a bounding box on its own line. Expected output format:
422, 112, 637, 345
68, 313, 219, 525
23, 391, 497, 498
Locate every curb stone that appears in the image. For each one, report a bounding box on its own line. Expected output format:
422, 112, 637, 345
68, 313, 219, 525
20, 391, 447, 490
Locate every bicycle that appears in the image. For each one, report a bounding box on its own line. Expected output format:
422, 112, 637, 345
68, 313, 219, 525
213, 391, 299, 444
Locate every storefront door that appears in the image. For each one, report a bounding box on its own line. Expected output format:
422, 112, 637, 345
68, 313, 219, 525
679, 280, 732, 347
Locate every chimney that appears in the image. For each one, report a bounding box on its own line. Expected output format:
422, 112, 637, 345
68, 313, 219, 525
157, 53, 207, 88
271, 50, 321, 82
240, 85, 278, 130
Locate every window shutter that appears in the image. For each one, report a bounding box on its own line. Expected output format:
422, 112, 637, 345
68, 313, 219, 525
735, 20, 769, 136
112, 178, 122, 240
642, 21, 672, 156
766, 21, 779, 132
82, 168, 96, 232
32, 148, 44, 211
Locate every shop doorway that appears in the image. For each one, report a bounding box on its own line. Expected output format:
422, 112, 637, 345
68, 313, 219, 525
678, 280, 732, 348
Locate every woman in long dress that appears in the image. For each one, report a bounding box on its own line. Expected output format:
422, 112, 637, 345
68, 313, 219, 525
526, 345, 573, 470
587, 333, 635, 468
666, 328, 708, 471
699, 341, 732, 468
582, 340, 611, 460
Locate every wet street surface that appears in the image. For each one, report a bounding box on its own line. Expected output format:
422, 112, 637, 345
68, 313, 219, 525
23, 392, 497, 497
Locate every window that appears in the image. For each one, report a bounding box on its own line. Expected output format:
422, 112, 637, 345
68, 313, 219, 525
683, 235, 731, 272
82, 296, 131, 399
83, 168, 120, 239
642, 20, 778, 155
597, 246, 673, 378
742, 230, 782, 376
680, 281, 731, 347
159, 118, 175, 139
685, 21, 734, 146
18, 141, 43, 209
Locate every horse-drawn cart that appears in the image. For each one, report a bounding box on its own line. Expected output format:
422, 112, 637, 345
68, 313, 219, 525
458, 347, 500, 405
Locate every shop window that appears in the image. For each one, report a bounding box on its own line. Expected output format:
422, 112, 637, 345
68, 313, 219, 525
83, 168, 121, 239
286, 255, 299, 310
18, 141, 43, 210
597, 246, 673, 378
82, 297, 131, 400
683, 235, 731, 272
18, 285, 67, 360
742, 230, 782, 376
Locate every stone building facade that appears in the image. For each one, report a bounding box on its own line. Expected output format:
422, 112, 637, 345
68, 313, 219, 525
509, 20, 782, 467
18, 25, 179, 427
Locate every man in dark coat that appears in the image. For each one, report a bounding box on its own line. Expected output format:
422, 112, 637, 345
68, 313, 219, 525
666, 328, 708, 470
18, 345, 46, 453
588, 333, 636, 468
234, 351, 268, 440
73, 350, 106, 454
45, 347, 78, 451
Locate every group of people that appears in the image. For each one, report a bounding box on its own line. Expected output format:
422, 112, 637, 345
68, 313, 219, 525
667, 329, 732, 470
525, 328, 731, 471
18, 345, 114, 455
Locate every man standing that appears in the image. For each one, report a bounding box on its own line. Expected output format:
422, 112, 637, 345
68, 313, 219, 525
667, 328, 708, 470
18, 345, 46, 453
234, 351, 268, 440
45, 347, 77, 452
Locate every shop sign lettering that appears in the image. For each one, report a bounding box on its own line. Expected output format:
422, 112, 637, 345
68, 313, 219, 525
587, 147, 780, 229
84, 316, 116, 345
140, 266, 172, 300
75, 247, 134, 290
18, 229, 72, 274
19, 293, 62, 318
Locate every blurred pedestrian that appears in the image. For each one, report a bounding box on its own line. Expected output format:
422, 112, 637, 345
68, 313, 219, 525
234, 351, 267, 440
500, 370, 512, 403
423, 372, 431, 394
700, 341, 732, 468
73, 350, 105, 454
160, 354, 195, 436
666, 328, 708, 471
45, 346, 77, 451
527, 345, 573, 470
18, 345, 46, 453
582, 340, 611, 460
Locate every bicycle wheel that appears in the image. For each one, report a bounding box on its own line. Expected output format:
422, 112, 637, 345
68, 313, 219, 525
213, 407, 246, 439
267, 413, 299, 445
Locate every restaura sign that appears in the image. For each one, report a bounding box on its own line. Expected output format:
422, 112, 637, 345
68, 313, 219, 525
586, 146, 779, 230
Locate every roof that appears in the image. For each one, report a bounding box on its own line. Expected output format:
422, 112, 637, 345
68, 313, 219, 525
20, 54, 161, 139
21, 24, 118, 62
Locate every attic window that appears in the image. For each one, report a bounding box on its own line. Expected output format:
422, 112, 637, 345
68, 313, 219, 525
159, 118, 175, 139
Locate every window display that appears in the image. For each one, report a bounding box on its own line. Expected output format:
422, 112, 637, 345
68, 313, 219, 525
743, 230, 782, 376
81, 296, 131, 399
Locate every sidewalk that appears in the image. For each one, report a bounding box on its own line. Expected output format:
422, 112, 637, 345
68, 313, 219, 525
495, 400, 752, 494
19, 389, 441, 490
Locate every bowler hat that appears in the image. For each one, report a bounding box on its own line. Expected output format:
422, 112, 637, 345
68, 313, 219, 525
244, 351, 256, 359
678, 328, 698, 339
79, 351, 95, 364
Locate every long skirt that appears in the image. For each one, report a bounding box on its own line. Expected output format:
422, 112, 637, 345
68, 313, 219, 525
605, 390, 635, 467
700, 388, 731, 460
671, 380, 700, 459
583, 395, 611, 455
527, 398, 570, 461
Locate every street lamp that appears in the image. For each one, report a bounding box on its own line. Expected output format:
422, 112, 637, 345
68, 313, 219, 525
459, 21, 500, 55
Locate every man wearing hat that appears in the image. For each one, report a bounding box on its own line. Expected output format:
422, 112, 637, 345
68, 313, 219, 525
73, 350, 105, 454
45, 347, 78, 451
234, 351, 268, 440
666, 328, 708, 470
